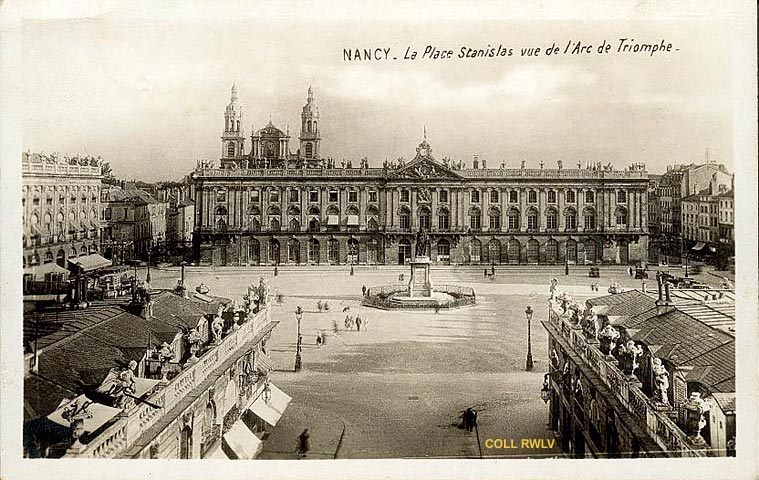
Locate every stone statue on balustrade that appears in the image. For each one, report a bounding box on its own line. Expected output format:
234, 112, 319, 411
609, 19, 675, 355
186, 327, 202, 358
211, 311, 224, 344
97, 360, 138, 409
652, 358, 670, 407
415, 228, 430, 258
549, 278, 558, 300
684, 392, 710, 445
618, 340, 644, 377
598, 324, 620, 357
258, 277, 270, 306
582, 311, 600, 341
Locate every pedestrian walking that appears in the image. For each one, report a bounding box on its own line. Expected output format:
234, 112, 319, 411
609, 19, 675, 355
471, 409, 478, 431
362, 284, 367, 297
332, 319, 339, 335
356, 315, 362, 332
345, 315, 351, 329
363, 316, 369, 331
316, 333, 323, 347
297, 429, 310, 458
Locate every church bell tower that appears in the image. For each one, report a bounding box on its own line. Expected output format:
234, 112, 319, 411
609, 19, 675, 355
299, 85, 321, 162
221, 83, 245, 167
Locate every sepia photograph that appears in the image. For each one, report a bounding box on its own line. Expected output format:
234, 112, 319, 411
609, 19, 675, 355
1, 1, 756, 479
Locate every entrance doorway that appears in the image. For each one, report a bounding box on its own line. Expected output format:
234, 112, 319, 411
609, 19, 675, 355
398, 240, 411, 265
268, 239, 280, 265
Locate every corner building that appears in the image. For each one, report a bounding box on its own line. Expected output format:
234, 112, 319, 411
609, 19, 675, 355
193, 86, 649, 266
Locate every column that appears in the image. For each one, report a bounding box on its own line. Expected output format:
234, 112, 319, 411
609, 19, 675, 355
392, 187, 400, 227
358, 186, 366, 228
539, 188, 546, 231
462, 187, 470, 230
558, 188, 565, 232
262, 188, 269, 229
482, 186, 490, 231
630, 189, 636, 230
410, 187, 417, 229
501, 187, 508, 232
320, 186, 327, 230
431, 187, 438, 232
339, 186, 347, 229
641, 191, 648, 231
521, 188, 528, 232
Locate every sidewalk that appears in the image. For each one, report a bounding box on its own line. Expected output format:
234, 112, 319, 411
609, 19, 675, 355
258, 380, 346, 460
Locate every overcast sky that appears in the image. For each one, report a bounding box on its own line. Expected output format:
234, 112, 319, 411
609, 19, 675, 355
17, 5, 740, 181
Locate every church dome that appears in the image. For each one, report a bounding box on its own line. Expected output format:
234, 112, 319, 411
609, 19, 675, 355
257, 119, 286, 138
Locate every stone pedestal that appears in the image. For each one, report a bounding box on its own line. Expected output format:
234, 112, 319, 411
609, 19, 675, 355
408, 257, 433, 298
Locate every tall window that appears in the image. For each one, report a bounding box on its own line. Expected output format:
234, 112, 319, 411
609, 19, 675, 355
565, 210, 577, 231
329, 190, 338, 203
469, 209, 481, 230
216, 189, 227, 203
289, 189, 299, 202
439, 190, 448, 203
438, 210, 450, 231
471, 190, 480, 203
585, 190, 595, 203
251, 190, 260, 202
615, 208, 628, 227
528, 190, 537, 203
419, 208, 431, 230
490, 190, 499, 203
308, 190, 318, 202
400, 190, 410, 203
369, 191, 378, 203
617, 190, 627, 204
508, 209, 520, 230
546, 209, 558, 230
489, 210, 501, 230
584, 209, 596, 230
527, 209, 539, 230
509, 190, 518, 203
566, 190, 576, 203
270, 190, 280, 203
348, 191, 358, 203
547, 190, 557, 203
399, 209, 410, 231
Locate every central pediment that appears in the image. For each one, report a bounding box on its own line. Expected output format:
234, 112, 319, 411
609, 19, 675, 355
391, 138, 462, 180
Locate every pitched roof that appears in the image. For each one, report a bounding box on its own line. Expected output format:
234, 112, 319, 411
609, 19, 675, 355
686, 343, 735, 393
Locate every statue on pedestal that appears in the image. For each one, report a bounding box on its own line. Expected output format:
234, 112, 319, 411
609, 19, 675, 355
258, 277, 270, 306
211, 310, 224, 344
598, 324, 620, 357
415, 228, 430, 258
652, 358, 670, 406
618, 340, 643, 376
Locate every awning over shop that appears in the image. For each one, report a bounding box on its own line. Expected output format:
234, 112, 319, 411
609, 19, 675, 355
247, 384, 291, 427
47, 395, 121, 433
327, 215, 339, 225
24, 262, 70, 280
691, 242, 706, 251
68, 253, 112, 272
347, 215, 359, 226
223, 420, 262, 459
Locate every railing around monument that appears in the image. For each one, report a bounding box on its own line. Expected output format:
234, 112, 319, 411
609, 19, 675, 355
363, 284, 475, 309
67, 306, 271, 459
546, 301, 703, 457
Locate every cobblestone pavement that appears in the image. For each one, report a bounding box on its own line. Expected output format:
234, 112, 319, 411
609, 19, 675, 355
145, 265, 693, 459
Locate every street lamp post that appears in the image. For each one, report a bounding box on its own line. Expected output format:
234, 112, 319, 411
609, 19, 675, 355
146, 241, 152, 284
525, 305, 534, 371
294, 305, 303, 372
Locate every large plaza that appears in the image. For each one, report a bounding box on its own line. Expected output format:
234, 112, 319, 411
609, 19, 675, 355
147, 264, 666, 459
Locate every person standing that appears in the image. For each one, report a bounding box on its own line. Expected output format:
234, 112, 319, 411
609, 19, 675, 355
362, 284, 367, 297
297, 429, 310, 458
356, 315, 362, 332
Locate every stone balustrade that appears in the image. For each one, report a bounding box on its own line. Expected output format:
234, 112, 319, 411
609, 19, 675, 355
547, 302, 704, 457
66, 306, 271, 458
22, 162, 102, 177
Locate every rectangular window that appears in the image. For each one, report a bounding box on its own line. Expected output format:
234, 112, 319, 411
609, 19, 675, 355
490, 190, 499, 203
471, 190, 480, 203
547, 190, 557, 203
509, 191, 518, 203
309, 190, 318, 203
399, 214, 410, 230
508, 214, 519, 230
289, 189, 299, 203
216, 190, 227, 203
329, 190, 338, 203
46, 198, 53, 206
528, 214, 538, 230
105, 208, 112, 220
528, 190, 537, 203
566, 190, 576, 203
617, 190, 627, 203
439, 190, 448, 203
348, 191, 358, 203
585, 191, 595, 203
251, 190, 260, 202
489, 214, 500, 230
584, 213, 596, 230
33, 198, 40, 206
470, 214, 481, 230
546, 215, 557, 230
400, 190, 410, 203
368, 191, 378, 203
565, 214, 576, 230
438, 213, 449, 231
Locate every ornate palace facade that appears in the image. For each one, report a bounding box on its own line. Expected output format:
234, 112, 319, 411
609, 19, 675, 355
192, 86, 650, 266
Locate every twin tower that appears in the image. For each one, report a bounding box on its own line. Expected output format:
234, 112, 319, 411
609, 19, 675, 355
220, 84, 321, 169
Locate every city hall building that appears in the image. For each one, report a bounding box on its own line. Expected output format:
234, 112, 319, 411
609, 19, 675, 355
192, 86, 650, 266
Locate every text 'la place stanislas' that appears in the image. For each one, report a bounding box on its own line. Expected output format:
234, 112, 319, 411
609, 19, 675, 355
343, 39, 678, 61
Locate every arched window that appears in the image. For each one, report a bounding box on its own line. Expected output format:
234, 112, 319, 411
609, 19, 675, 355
438, 208, 450, 231
507, 239, 520, 263
214, 206, 227, 231
565, 189, 576, 204
44, 251, 53, 263
249, 239, 260, 264
469, 207, 481, 231
488, 239, 501, 264
526, 239, 539, 263
287, 205, 301, 216
399, 207, 411, 231
585, 190, 595, 204
566, 239, 577, 263
249, 217, 260, 232
347, 239, 359, 264
313, 121, 317, 133
546, 239, 558, 263
289, 218, 300, 232
308, 239, 320, 263
527, 208, 539, 231
328, 239, 340, 264
470, 238, 482, 263
565, 208, 577, 231
288, 238, 300, 263
308, 204, 320, 216
507, 208, 520, 231
268, 239, 280, 265
307, 120, 312, 133
546, 208, 558, 231
488, 207, 501, 230
269, 217, 281, 232
308, 217, 320, 232
368, 218, 379, 232
583, 208, 596, 230
615, 207, 628, 227
418, 207, 431, 230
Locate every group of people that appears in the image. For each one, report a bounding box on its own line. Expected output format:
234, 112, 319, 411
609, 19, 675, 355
461, 407, 478, 432
344, 314, 368, 331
